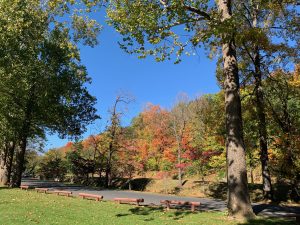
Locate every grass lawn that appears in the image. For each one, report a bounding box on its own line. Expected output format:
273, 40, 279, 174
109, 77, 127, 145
0, 188, 295, 225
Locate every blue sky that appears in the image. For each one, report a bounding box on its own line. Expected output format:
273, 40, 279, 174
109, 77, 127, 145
46, 22, 220, 150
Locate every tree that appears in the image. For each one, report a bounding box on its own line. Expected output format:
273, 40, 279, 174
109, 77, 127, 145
104, 94, 134, 187
171, 94, 191, 187
106, 0, 254, 218
66, 143, 96, 184
264, 68, 300, 187
82, 135, 105, 183
231, 0, 299, 200
135, 104, 175, 171
38, 149, 67, 181
189, 94, 226, 180
0, 0, 100, 187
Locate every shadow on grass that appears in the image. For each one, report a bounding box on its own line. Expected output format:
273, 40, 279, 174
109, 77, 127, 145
0, 186, 12, 190
238, 218, 295, 225
115, 206, 195, 221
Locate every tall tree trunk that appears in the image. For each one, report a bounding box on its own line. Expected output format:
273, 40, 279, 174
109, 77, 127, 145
105, 165, 111, 188
0, 141, 15, 185
178, 168, 182, 187
177, 144, 182, 187
6, 143, 15, 185
251, 3, 273, 201
12, 95, 34, 187
218, 0, 254, 219
0, 146, 9, 185
0, 162, 9, 185
12, 137, 28, 187
105, 150, 112, 188
253, 48, 273, 200
12, 83, 35, 187
250, 166, 254, 184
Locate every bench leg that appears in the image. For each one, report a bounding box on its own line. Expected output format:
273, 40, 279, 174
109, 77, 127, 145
191, 205, 195, 212
166, 203, 170, 211
296, 216, 300, 225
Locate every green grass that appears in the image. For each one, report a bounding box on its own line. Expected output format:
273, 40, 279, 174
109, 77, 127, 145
0, 188, 295, 225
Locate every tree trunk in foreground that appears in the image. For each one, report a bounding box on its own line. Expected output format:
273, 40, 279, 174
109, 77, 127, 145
218, 0, 255, 219
12, 138, 27, 187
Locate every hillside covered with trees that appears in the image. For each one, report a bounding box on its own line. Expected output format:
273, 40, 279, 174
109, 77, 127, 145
31, 65, 300, 202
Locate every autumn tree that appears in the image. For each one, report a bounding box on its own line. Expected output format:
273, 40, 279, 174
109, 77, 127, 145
264, 68, 300, 188
139, 104, 175, 171
189, 94, 226, 179
171, 94, 192, 187
230, 0, 299, 200
103, 94, 134, 187
82, 135, 106, 183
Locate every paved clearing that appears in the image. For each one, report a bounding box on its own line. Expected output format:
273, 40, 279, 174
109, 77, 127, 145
22, 178, 300, 218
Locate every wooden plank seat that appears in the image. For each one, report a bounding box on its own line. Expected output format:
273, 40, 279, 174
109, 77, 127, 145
281, 214, 300, 224
35, 188, 49, 193
114, 198, 144, 206
79, 193, 103, 201
53, 190, 72, 197
160, 200, 201, 212
20, 185, 31, 190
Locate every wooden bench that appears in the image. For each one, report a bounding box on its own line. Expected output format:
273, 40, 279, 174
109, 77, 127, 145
79, 193, 103, 201
114, 198, 144, 206
20, 185, 31, 190
160, 200, 201, 212
281, 214, 300, 224
35, 188, 49, 194
53, 190, 72, 197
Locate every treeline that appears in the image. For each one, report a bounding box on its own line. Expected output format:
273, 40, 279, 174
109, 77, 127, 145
35, 66, 300, 200
0, 1, 100, 187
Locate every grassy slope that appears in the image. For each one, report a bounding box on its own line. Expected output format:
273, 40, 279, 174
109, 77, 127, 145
0, 188, 294, 225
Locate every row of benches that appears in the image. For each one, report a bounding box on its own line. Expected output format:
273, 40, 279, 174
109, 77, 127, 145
20, 185, 200, 211
18, 185, 300, 223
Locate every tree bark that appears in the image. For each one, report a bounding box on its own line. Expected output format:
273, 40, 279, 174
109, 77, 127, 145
105, 164, 111, 188
250, 166, 254, 184
0, 142, 15, 185
12, 137, 28, 187
12, 88, 34, 187
0, 146, 9, 185
218, 0, 254, 219
253, 48, 273, 200
6, 143, 15, 185
0, 161, 9, 185
177, 140, 182, 187
251, 4, 273, 201
105, 145, 113, 188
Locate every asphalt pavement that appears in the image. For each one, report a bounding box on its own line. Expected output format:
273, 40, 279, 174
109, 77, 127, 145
22, 178, 300, 218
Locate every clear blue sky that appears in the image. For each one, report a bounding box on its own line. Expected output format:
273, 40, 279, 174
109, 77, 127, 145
46, 22, 220, 150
